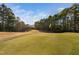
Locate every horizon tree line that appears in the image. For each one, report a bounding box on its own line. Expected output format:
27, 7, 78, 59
0, 4, 31, 32
35, 3, 79, 32
1, 3, 79, 32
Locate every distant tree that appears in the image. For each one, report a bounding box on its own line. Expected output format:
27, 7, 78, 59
0, 4, 15, 31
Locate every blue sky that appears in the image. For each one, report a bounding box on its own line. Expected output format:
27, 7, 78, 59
5, 3, 73, 25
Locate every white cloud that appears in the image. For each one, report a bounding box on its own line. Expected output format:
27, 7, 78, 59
6, 4, 51, 25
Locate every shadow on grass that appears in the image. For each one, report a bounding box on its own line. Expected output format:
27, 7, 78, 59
37, 30, 79, 33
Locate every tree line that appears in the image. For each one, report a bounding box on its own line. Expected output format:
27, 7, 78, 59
35, 4, 79, 32
0, 4, 31, 32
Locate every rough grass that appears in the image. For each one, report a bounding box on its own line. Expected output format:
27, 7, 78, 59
0, 30, 79, 55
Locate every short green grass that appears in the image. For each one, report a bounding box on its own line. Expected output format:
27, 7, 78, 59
0, 30, 79, 55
